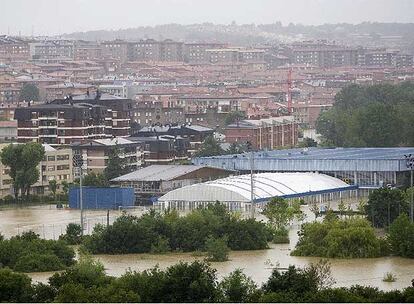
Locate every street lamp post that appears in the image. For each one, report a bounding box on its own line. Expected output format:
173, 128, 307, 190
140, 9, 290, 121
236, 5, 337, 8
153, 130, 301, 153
73, 153, 85, 235
405, 154, 414, 223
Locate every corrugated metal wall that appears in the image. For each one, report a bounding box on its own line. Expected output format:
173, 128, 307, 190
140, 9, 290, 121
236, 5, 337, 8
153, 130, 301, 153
194, 158, 407, 172
69, 187, 135, 209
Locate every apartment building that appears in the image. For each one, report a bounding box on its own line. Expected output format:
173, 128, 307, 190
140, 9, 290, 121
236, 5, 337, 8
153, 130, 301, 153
224, 116, 298, 150
289, 42, 358, 67
0, 143, 73, 197
71, 137, 143, 175
0, 36, 30, 62
357, 48, 413, 68
183, 43, 227, 64
133, 100, 184, 126
74, 40, 102, 61
101, 40, 129, 64
0, 73, 21, 103
127, 39, 161, 62
29, 40, 75, 63
15, 92, 133, 145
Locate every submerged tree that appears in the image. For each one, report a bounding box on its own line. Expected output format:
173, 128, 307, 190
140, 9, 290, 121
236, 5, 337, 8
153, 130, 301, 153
0, 143, 45, 200
194, 135, 225, 157
104, 146, 128, 180
19, 83, 40, 102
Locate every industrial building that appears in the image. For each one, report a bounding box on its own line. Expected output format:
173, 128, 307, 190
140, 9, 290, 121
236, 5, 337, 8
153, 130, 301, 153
193, 147, 414, 196
69, 187, 135, 209
112, 164, 234, 204
157, 172, 357, 210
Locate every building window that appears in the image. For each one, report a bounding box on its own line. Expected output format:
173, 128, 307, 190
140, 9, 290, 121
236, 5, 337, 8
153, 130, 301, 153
47, 156, 55, 161
47, 165, 55, 171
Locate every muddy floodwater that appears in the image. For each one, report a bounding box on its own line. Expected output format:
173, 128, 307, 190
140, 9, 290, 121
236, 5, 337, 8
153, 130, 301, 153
1, 204, 414, 291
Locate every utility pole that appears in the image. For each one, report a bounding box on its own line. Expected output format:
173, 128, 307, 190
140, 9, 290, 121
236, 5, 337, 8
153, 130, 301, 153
79, 166, 84, 234
405, 154, 414, 223
250, 151, 255, 219
73, 153, 85, 235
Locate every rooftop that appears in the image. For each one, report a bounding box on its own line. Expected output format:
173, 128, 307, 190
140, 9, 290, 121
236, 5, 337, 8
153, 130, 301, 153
159, 172, 357, 203
193, 147, 414, 173
112, 165, 209, 182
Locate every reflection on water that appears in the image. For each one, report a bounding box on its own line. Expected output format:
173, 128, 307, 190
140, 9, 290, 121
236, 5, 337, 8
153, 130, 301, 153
2, 204, 414, 290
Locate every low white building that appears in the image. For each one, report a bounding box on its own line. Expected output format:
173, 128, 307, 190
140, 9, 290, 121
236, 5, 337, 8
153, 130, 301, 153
157, 172, 358, 210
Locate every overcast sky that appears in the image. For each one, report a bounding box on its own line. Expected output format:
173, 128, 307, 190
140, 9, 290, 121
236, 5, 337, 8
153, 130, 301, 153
2, 0, 414, 36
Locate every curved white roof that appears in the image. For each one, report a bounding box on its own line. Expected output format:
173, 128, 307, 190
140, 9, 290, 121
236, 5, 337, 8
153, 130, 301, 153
158, 172, 355, 203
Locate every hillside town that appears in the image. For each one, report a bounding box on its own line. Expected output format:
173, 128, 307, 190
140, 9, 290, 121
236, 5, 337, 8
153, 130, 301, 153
1, 1, 414, 302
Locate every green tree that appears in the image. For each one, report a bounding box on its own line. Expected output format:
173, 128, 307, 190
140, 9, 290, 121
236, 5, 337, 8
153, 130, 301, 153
263, 197, 302, 243
0, 268, 34, 302
205, 235, 229, 262
104, 146, 128, 180
161, 261, 219, 302
194, 135, 225, 157
316, 83, 414, 147
60, 223, 83, 245
262, 265, 318, 295
226, 142, 249, 154
291, 217, 388, 258
365, 188, 408, 228
0, 143, 45, 200
388, 214, 414, 258
19, 83, 39, 102
219, 269, 260, 302
299, 137, 317, 148
49, 180, 58, 202
82, 172, 108, 187
224, 111, 246, 126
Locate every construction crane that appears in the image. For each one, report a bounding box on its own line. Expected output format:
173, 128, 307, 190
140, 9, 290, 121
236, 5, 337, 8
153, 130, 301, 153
287, 68, 293, 114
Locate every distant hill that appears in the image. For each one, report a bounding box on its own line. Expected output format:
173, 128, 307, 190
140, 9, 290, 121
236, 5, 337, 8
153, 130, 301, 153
62, 22, 414, 52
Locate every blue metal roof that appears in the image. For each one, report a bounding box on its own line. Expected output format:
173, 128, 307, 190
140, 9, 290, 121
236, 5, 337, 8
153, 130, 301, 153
193, 147, 414, 172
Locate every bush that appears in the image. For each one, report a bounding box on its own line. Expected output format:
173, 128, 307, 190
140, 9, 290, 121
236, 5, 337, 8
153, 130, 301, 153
388, 214, 414, 258
0, 268, 34, 302
383, 272, 397, 282
150, 236, 171, 254
14, 253, 65, 272
60, 223, 83, 245
205, 235, 229, 262
3, 194, 15, 204
2, 258, 414, 302
83, 203, 269, 254
365, 188, 409, 228
272, 227, 290, 244
219, 269, 260, 302
0, 231, 75, 272
291, 217, 387, 258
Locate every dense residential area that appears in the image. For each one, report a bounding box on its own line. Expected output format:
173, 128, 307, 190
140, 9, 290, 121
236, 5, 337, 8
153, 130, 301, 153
1, 0, 414, 303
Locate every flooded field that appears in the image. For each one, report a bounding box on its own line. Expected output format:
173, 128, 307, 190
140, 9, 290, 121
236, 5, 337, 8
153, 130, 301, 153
1, 204, 414, 291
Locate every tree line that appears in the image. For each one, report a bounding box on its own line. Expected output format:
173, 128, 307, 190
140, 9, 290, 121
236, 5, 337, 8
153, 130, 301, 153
81, 203, 271, 254
0, 231, 75, 272
316, 82, 414, 147
1, 256, 414, 303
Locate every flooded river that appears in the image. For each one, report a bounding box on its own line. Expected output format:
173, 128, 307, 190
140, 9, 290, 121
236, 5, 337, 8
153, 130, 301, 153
1, 204, 414, 290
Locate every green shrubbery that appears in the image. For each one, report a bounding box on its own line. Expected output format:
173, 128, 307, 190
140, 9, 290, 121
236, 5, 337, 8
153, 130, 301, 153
82, 203, 271, 254
365, 188, 409, 228
59, 223, 83, 245
263, 197, 303, 244
205, 235, 230, 262
0, 231, 75, 272
1, 257, 414, 303
388, 214, 414, 258
292, 215, 388, 258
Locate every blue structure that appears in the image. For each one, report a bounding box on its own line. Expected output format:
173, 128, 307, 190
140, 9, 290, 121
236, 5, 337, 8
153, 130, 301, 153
193, 147, 414, 191
69, 187, 135, 209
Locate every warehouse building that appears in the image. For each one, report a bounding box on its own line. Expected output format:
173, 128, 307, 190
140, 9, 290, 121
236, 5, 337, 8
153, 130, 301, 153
157, 172, 357, 211
193, 147, 414, 196
112, 164, 234, 204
